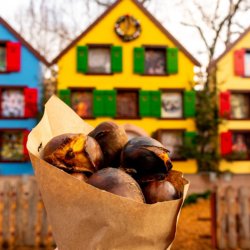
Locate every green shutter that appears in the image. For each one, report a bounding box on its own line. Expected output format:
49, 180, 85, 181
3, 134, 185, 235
58, 89, 71, 106
93, 90, 105, 117
77, 46, 88, 73
184, 90, 196, 117
139, 90, 151, 117
104, 90, 117, 117
111, 46, 122, 73
134, 47, 145, 74
167, 47, 178, 74
184, 131, 197, 148
150, 91, 161, 118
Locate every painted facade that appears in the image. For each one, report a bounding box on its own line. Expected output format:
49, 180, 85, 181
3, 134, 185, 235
52, 0, 201, 174
0, 17, 49, 175
211, 27, 250, 173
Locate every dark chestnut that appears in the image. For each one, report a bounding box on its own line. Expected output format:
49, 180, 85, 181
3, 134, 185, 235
88, 121, 128, 167
43, 133, 104, 174
142, 179, 180, 204
120, 136, 172, 181
88, 168, 145, 203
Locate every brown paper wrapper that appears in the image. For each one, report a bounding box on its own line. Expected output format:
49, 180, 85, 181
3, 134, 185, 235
27, 95, 189, 250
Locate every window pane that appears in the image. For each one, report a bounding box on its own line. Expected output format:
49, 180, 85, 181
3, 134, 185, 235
0, 131, 23, 161
145, 48, 166, 75
117, 91, 138, 118
71, 91, 93, 118
0, 45, 6, 72
231, 94, 250, 119
1, 89, 25, 117
161, 92, 183, 118
244, 52, 250, 77
88, 48, 111, 73
160, 131, 183, 159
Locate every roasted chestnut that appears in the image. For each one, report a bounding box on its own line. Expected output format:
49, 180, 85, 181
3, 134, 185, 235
142, 179, 180, 204
120, 136, 172, 181
88, 168, 145, 203
88, 121, 128, 168
43, 133, 103, 174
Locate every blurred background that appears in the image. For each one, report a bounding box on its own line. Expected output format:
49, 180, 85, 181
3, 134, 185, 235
1, 0, 250, 249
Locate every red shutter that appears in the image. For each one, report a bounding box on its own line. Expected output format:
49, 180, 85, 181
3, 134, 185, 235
219, 91, 231, 118
24, 88, 38, 118
220, 131, 232, 156
234, 49, 245, 76
6, 42, 21, 72
22, 130, 30, 160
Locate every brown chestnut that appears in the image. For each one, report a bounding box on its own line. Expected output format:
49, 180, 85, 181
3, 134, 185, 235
142, 179, 180, 204
43, 133, 103, 174
120, 136, 172, 181
88, 121, 128, 167
88, 168, 145, 203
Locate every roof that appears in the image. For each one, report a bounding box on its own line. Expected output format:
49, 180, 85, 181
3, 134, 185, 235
209, 25, 250, 69
51, 0, 201, 66
0, 16, 50, 67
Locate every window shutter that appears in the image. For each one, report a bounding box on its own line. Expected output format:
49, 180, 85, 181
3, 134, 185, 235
167, 47, 178, 74
111, 46, 122, 73
151, 91, 161, 118
234, 49, 245, 76
6, 42, 21, 72
104, 90, 117, 117
93, 90, 105, 117
184, 90, 196, 117
24, 88, 38, 118
58, 89, 71, 106
139, 90, 151, 117
77, 46, 88, 73
219, 91, 231, 118
134, 47, 145, 74
184, 131, 197, 148
220, 131, 232, 156
22, 130, 30, 160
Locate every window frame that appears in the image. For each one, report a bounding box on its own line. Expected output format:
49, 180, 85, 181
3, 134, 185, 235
0, 85, 27, 119
159, 88, 185, 120
69, 87, 96, 119
142, 45, 169, 76
229, 89, 250, 120
115, 88, 140, 119
0, 128, 28, 163
153, 129, 186, 161
85, 44, 114, 75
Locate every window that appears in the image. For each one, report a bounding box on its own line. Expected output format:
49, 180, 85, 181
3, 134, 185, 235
0, 130, 26, 161
0, 43, 6, 72
154, 130, 184, 160
145, 48, 166, 75
230, 93, 250, 119
77, 45, 122, 74
116, 89, 139, 118
161, 91, 183, 118
71, 89, 93, 118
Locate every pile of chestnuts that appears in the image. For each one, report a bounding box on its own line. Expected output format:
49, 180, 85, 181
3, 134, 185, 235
42, 121, 183, 204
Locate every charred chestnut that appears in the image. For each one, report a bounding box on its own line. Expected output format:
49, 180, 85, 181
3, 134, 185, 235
43, 133, 103, 174
142, 179, 180, 204
120, 136, 172, 181
88, 168, 145, 203
88, 121, 128, 168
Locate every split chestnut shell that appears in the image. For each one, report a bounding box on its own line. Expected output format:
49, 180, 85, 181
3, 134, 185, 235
43, 133, 104, 174
120, 136, 172, 181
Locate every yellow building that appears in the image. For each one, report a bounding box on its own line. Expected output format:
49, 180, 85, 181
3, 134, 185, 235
52, 0, 200, 173
210, 27, 250, 173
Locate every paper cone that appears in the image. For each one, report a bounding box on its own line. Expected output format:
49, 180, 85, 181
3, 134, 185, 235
27, 95, 189, 250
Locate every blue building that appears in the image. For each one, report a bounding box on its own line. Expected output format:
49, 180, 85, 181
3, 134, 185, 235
0, 16, 49, 175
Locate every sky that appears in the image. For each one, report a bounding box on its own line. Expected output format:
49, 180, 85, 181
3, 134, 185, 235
1, 0, 250, 66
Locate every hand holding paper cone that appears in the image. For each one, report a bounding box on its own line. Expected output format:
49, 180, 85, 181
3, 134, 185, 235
27, 95, 189, 250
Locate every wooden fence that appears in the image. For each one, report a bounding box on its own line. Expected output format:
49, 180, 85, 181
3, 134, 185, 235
211, 185, 250, 249
0, 176, 55, 248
